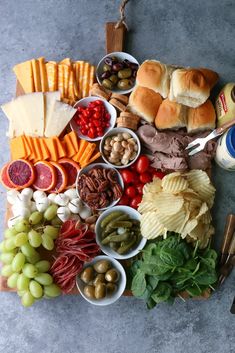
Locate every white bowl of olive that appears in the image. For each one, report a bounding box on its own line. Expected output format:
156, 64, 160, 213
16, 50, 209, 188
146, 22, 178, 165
96, 52, 139, 94
76, 255, 126, 306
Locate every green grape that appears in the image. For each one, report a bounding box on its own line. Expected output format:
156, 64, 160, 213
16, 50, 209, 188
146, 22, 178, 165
21, 243, 38, 258
14, 219, 30, 233
17, 290, 26, 297
17, 273, 30, 291
51, 216, 63, 226
4, 238, 17, 251
21, 291, 35, 307
41, 233, 54, 251
29, 280, 43, 298
0, 252, 15, 264
28, 230, 42, 248
35, 260, 50, 273
7, 273, 19, 288
12, 253, 26, 272
44, 283, 61, 297
44, 225, 59, 239
14, 232, 28, 247
22, 263, 38, 278
0, 241, 8, 253
26, 252, 41, 264
4, 228, 17, 238
35, 273, 53, 286
29, 211, 43, 225
1, 264, 13, 277
44, 205, 58, 221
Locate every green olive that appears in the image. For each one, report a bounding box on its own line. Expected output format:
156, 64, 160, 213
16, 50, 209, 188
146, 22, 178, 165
118, 68, 132, 79
83, 285, 95, 299
103, 64, 111, 72
93, 273, 106, 286
117, 79, 132, 90
106, 283, 117, 295
102, 79, 114, 90
95, 282, 106, 299
80, 267, 94, 284
111, 56, 118, 62
109, 74, 118, 84
94, 260, 111, 274
105, 268, 120, 283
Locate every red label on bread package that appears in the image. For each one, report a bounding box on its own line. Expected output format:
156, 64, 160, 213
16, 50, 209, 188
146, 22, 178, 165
219, 92, 228, 114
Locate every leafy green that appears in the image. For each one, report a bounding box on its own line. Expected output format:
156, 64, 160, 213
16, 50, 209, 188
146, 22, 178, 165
130, 233, 218, 309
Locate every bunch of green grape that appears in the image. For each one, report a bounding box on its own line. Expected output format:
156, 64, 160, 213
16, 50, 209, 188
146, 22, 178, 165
0, 204, 62, 307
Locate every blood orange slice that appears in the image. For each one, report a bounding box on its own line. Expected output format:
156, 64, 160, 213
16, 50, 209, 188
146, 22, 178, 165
6, 159, 35, 190
33, 161, 56, 191
0, 163, 14, 189
58, 158, 80, 188
49, 161, 68, 193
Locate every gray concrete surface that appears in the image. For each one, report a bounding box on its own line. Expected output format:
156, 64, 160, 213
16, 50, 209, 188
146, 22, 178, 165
0, 1, 234, 352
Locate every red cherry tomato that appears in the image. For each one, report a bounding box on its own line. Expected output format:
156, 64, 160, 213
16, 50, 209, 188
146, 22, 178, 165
130, 161, 137, 171
120, 170, 134, 184
118, 195, 129, 206
139, 172, 152, 184
130, 195, 142, 209
136, 183, 144, 195
136, 155, 150, 174
125, 186, 136, 198
132, 172, 140, 184
152, 170, 165, 179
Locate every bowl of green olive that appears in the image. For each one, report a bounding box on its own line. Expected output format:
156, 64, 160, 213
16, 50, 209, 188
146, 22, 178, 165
95, 206, 147, 260
76, 255, 126, 306
96, 52, 139, 94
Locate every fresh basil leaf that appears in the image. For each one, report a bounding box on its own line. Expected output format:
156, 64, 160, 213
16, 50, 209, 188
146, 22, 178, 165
139, 260, 171, 276
200, 257, 216, 269
184, 258, 198, 271
160, 235, 180, 249
151, 282, 172, 304
131, 270, 146, 297
202, 248, 218, 262
159, 247, 184, 267
139, 284, 153, 300
185, 284, 202, 297
176, 242, 191, 260
194, 268, 218, 286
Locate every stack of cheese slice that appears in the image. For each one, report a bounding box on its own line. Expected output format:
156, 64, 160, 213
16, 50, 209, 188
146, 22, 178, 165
1, 92, 77, 138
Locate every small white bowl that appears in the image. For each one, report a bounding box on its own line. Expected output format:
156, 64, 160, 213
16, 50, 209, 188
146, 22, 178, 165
96, 51, 139, 95
76, 255, 126, 306
100, 127, 141, 169
95, 205, 147, 260
70, 96, 117, 142
76, 163, 124, 210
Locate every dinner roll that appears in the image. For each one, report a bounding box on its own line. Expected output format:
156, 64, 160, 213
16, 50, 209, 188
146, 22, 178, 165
128, 86, 163, 124
169, 68, 211, 108
198, 68, 219, 89
155, 99, 187, 130
136, 60, 172, 98
187, 100, 216, 133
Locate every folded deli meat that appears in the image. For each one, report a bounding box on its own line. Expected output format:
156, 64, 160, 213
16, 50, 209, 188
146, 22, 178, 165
137, 125, 216, 171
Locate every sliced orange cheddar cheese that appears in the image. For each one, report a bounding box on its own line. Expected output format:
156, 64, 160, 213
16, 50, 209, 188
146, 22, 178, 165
82, 62, 90, 98
44, 138, 57, 161
46, 62, 58, 91
63, 134, 76, 158
38, 57, 49, 92
58, 64, 64, 98
39, 138, 50, 160
32, 137, 43, 161
10, 136, 26, 160
84, 151, 101, 165
27, 136, 37, 160
22, 135, 32, 158
88, 65, 95, 94
77, 61, 85, 98
79, 143, 96, 165
62, 64, 70, 98
60, 58, 72, 66
72, 139, 88, 162
67, 131, 79, 152
52, 137, 66, 158
31, 59, 42, 92
13, 60, 34, 93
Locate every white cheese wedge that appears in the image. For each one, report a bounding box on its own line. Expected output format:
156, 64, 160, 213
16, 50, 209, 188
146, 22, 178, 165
18, 92, 45, 136
44, 100, 77, 137
44, 91, 61, 135
1, 100, 25, 137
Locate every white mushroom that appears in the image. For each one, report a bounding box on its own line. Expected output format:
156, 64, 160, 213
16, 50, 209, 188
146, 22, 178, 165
54, 194, 70, 207
57, 206, 71, 222
64, 189, 78, 200
68, 198, 83, 214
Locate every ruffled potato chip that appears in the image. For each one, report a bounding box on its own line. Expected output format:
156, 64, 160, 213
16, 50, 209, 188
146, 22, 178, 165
152, 193, 184, 215
143, 177, 162, 194
162, 175, 189, 194
157, 208, 186, 232
140, 212, 165, 239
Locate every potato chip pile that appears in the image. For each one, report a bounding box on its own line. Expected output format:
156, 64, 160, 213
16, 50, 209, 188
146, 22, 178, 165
138, 170, 216, 248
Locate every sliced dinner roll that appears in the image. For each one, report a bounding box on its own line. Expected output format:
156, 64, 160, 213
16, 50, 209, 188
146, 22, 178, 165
128, 86, 162, 124
169, 68, 210, 108
187, 100, 216, 133
155, 99, 187, 130
136, 60, 172, 98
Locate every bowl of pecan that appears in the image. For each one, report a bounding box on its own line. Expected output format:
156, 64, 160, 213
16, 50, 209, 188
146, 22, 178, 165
76, 163, 124, 210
